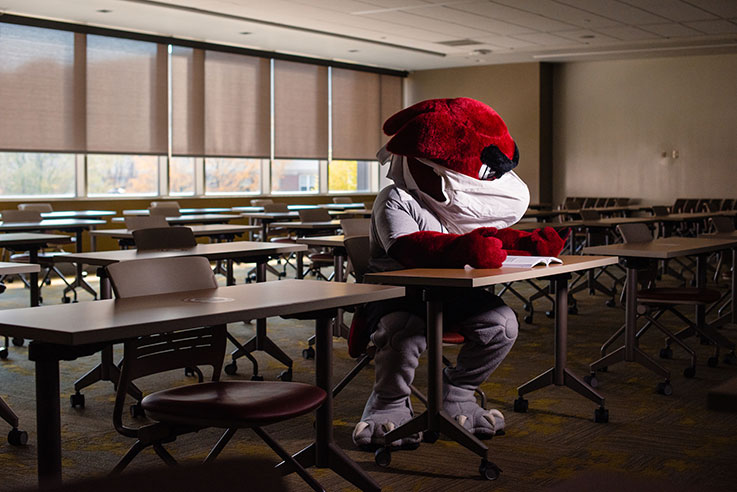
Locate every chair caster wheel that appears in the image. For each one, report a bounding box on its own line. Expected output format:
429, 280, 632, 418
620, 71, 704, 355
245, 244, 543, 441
594, 406, 609, 423
479, 459, 501, 481
62, 296, 71, 304
374, 447, 391, 467
12, 337, 24, 347
185, 367, 195, 377
523, 315, 533, 324
584, 374, 598, 388
8, 428, 28, 446
224, 362, 238, 375
251, 374, 264, 381
683, 366, 696, 378
605, 299, 616, 308
130, 402, 145, 418
278, 368, 293, 381
656, 381, 673, 396
545, 310, 554, 319
423, 431, 439, 444
302, 347, 315, 360
0, 348, 7, 360
568, 306, 578, 315
659, 347, 673, 359
70, 392, 85, 409
522, 303, 530, 311
707, 356, 719, 368
513, 396, 528, 413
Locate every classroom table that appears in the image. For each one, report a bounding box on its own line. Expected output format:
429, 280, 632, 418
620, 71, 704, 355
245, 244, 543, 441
0, 279, 404, 489
40, 210, 116, 220
55, 241, 309, 404
522, 209, 565, 221
90, 224, 260, 245
122, 207, 232, 215
0, 261, 41, 357
698, 231, 737, 328
0, 233, 72, 306
271, 221, 343, 279
0, 219, 106, 301
584, 237, 737, 393
113, 214, 242, 225
364, 255, 617, 476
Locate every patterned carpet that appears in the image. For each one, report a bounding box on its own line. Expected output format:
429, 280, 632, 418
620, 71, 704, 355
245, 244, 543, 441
1, 262, 736, 491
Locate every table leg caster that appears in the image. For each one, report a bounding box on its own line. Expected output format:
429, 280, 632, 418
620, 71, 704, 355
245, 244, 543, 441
659, 347, 673, 359
0, 348, 7, 360
479, 459, 501, 481
422, 431, 439, 444
594, 406, 609, 423
656, 381, 673, 396
251, 374, 264, 381
374, 447, 391, 467
224, 361, 238, 375
277, 368, 292, 381
302, 347, 315, 360
513, 396, 528, 413
70, 392, 85, 408
12, 337, 24, 347
8, 428, 28, 446
584, 373, 598, 388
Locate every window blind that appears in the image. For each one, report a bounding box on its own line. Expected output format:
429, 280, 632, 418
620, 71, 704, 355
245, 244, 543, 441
380, 74, 404, 144
331, 68, 381, 160
171, 46, 205, 156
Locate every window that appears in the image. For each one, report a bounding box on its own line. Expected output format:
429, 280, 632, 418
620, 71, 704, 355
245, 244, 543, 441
271, 159, 320, 193
328, 160, 373, 193
0, 152, 75, 197
205, 157, 261, 195
169, 156, 196, 196
86, 154, 159, 196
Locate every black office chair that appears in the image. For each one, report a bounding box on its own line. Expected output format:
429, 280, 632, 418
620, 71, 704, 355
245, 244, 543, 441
132, 226, 197, 250
105, 256, 326, 491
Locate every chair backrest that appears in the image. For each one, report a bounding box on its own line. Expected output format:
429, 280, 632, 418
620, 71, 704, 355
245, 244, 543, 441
340, 218, 370, 238
651, 205, 670, 216
593, 198, 607, 207
581, 197, 597, 208
721, 198, 734, 210
251, 198, 274, 206
150, 201, 180, 209
1, 209, 42, 222
579, 209, 600, 221
711, 216, 736, 233
672, 198, 686, 213
344, 235, 370, 283
615, 197, 629, 206
133, 226, 197, 251
603, 198, 616, 207
562, 197, 582, 209
683, 199, 698, 213
18, 203, 53, 212
617, 223, 653, 243
263, 202, 289, 213
108, 256, 217, 299
298, 208, 332, 222
332, 197, 353, 204
706, 199, 723, 212
148, 206, 181, 217
124, 215, 169, 231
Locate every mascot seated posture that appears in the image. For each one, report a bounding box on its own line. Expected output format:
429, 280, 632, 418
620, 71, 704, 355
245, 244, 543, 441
353, 97, 565, 449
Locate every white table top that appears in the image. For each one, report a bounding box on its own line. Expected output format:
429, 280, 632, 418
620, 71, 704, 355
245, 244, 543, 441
584, 236, 737, 259
0, 279, 404, 345
0, 233, 71, 247
0, 219, 106, 231
90, 224, 260, 239
55, 241, 308, 266
364, 255, 617, 288
113, 214, 242, 224
269, 220, 342, 230
0, 261, 41, 275
41, 210, 116, 219
296, 235, 346, 248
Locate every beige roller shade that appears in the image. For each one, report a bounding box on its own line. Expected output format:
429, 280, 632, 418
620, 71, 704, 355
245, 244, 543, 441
204, 51, 270, 157
380, 74, 403, 144
86, 35, 167, 154
274, 60, 328, 159
171, 46, 205, 156
0, 23, 85, 152
332, 68, 381, 160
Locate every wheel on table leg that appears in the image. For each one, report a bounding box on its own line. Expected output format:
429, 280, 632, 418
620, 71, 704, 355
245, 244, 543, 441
184, 367, 195, 377
594, 406, 609, 423
302, 347, 315, 360
656, 381, 673, 396
130, 402, 145, 418
659, 347, 673, 359
707, 356, 719, 368
523, 314, 533, 324
513, 396, 528, 413
224, 362, 238, 375
479, 459, 501, 481
545, 310, 554, 319
251, 374, 264, 381
422, 431, 439, 444
8, 428, 28, 446
374, 447, 391, 467
70, 392, 85, 409
605, 299, 616, 308
522, 303, 530, 311
12, 337, 24, 347
277, 368, 293, 382
62, 296, 71, 304
0, 348, 8, 360
584, 373, 598, 388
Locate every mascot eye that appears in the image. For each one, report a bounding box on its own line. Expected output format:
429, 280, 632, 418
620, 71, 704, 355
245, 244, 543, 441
479, 143, 519, 180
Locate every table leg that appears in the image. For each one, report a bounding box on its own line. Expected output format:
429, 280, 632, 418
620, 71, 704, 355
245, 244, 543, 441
63, 229, 97, 300
29, 247, 40, 307
35, 354, 61, 486
333, 250, 349, 338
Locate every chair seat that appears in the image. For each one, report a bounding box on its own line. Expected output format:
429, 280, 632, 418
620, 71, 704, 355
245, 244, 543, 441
638, 287, 721, 305
270, 237, 296, 244
10, 251, 69, 265
142, 381, 326, 428
307, 252, 334, 265
442, 331, 465, 344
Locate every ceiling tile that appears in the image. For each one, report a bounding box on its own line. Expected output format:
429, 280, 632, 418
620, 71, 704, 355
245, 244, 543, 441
620, 0, 717, 22
639, 23, 704, 37
363, 10, 490, 38
412, 5, 536, 35
493, 0, 622, 29
685, 19, 737, 33
688, 0, 737, 18
557, 0, 667, 24
597, 25, 662, 40
511, 32, 584, 46
451, 1, 577, 32
554, 29, 620, 45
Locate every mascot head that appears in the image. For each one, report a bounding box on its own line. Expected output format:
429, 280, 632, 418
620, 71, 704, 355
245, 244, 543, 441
383, 97, 518, 181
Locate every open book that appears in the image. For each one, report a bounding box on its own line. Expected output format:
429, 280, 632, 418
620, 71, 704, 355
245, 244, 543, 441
501, 256, 563, 268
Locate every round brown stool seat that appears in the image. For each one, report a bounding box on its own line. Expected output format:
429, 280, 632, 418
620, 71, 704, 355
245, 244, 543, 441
638, 287, 721, 305
442, 331, 465, 344
142, 381, 326, 428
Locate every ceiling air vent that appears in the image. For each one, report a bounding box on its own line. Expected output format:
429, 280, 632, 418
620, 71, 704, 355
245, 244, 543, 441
436, 39, 482, 47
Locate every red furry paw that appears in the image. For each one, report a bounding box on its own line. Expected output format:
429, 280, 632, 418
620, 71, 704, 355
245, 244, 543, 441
530, 227, 567, 256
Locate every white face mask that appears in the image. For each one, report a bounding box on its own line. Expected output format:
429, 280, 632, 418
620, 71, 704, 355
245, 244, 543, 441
403, 157, 530, 234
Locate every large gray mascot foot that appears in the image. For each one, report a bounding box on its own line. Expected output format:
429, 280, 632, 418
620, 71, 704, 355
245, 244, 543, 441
353, 312, 426, 449
442, 377, 504, 439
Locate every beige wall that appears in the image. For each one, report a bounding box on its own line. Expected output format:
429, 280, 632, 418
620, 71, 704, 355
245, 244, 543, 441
406, 63, 545, 203
552, 54, 737, 206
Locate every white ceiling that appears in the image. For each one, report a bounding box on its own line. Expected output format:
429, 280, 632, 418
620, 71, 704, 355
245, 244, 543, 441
2, 0, 737, 71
